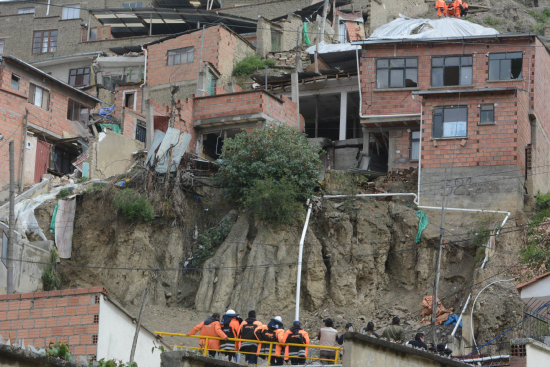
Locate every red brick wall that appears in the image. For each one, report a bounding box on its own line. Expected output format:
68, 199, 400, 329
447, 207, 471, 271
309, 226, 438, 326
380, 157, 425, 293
114, 85, 142, 119
0, 287, 105, 362
390, 129, 418, 170
421, 92, 519, 170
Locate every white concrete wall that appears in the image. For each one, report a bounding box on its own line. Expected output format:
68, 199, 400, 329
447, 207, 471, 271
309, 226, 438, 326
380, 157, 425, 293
38, 60, 93, 84
520, 276, 550, 299
526, 341, 550, 367
22, 134, 37, 187
97, 295, 162, 367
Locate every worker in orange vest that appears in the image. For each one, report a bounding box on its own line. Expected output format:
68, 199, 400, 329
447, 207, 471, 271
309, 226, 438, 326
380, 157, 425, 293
460, 1, 469, 17
219, 309, 242, 362
189, 313, 228, 358
283, 321, 311, 365
255, 316, 285, 365
435, 0, 447, 17
452, 0, 463, 18
239, 310, 263, 366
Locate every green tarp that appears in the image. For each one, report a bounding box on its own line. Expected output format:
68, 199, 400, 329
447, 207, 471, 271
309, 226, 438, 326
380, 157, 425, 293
303, 23, 312, 46
99, 123, 121, 134
49, 204, 58, 234
416, 210, 429, 244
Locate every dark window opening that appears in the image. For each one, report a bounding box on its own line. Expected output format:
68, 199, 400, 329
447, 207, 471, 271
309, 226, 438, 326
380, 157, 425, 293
68, 67, 90, 87
433, 106, 468, 138
11, 74, 19, 90
489, 52, 523, 80
203, 133, 224, 159
67, 99, 89, 123
124, 92, 135, 109
410, 131, 420, 161
135, 123, 146, 143
480, 104, 495, 124
368, 132, 389, 173
431, 56, 472, 87
376, 58, 418, 89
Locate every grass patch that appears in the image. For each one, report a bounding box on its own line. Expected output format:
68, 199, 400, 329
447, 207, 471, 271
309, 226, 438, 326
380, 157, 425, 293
528, 9, 550, 34
233, 55, 275, 77
56, 188, 71, 199
520, 192, 550, 270
42, 248, 61, 291
114, 188, 154, 222
484, 17, 503, 26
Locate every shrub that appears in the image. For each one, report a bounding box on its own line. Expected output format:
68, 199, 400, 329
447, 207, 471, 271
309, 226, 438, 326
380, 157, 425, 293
91, 359, 137, 367
46, 341, 72, 361
216, 124, 321, 203
244, 178, 303, 225
521, 192, 550, 269
233, 55, 275, 77
42, 248, 61, 291
114, 189, 154, 222
56, 188, 71, 199
194, 218, 234, 265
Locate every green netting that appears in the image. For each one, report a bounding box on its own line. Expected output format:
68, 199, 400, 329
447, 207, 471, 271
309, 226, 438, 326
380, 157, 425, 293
50, 204, 58, 234
99, 123, 121, 134
303, 22, 312, 46
416, 210, 429, 244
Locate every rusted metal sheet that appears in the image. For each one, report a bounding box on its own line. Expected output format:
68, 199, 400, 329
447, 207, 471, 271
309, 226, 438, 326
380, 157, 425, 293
34, 140, 50, 183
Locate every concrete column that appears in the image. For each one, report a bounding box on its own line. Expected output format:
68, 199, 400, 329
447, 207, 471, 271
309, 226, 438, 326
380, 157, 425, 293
146, 99, 154, 149
339, 91, 347, 141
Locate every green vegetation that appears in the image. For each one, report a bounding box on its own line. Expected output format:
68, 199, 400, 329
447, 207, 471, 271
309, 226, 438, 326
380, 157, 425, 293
468, 216, 496, 263
91, 359, 137, 367
56, 188, 71, 199
215, 124, 320, 224
233, 55, 275, 77
114, 188, 154, 222
528, 8, 550, 34
46, 341, 73, 361
77, 177, 90, 183
520, 192, 550, 270
194, 218, 234, 265
42, 248, 61, 291
484, 17, 503, 26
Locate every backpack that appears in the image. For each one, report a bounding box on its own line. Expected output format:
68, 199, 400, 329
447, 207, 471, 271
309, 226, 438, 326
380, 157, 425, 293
286, 330, 306, 357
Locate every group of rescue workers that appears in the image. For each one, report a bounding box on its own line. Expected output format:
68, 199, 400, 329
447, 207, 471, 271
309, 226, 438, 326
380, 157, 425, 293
435, 0, 470, 18
188, 310, 450, 366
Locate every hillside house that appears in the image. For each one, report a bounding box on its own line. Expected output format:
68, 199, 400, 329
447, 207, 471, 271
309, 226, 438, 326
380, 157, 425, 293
0, 56, 100, 199
356, 33, 550, 210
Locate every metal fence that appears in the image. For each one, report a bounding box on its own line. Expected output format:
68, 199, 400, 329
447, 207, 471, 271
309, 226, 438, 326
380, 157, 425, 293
155, 331, 344, 365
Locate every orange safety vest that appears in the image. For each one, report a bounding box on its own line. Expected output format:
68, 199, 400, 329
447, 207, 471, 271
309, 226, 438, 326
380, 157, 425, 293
239, 319, 262, 353
188, 319, 228, 350
435, 0, 447, 17
220, 317, 241, 352
284, 328, 310, 361
453, 0, 463, 17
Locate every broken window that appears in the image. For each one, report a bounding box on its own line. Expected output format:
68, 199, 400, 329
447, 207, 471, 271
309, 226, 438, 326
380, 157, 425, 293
271, 29, 282, 52
489, 52, 523, 80
67, 99, 89, 123
62, 4, 80, 20
431, 56, 472, 87
167, 47, 194, 66
124, 92, 136, 109
410, 130, 420, 161
28, 84, 50, 110
433, 106, 468, 138
17, 8, 35, 14
376, 58, 418, 89
135, 123, 146, 143
338, 22, 348, 43
11, 74, 19, 90
480, 104, 495, 124
33, 30, 57, 54
68, 67, 90, 87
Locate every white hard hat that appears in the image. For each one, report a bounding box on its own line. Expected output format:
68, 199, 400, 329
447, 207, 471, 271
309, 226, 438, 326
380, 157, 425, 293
274, 316, 282, 322
226, 309, 237, 315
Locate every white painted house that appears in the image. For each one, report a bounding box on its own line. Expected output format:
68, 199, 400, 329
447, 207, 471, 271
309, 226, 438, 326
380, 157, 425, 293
517, 271, 550, 305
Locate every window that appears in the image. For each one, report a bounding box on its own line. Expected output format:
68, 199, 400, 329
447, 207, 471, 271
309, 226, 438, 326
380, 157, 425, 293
67, 99, 89, 123
135, 123, 146, 143
62, 4, 80, 20
17, 8, 35, 14
271, 29, 282, 52
432, 106, 468, 138
88, 28, 98, 41
124, 92, 136, 109
376, 58, 418, 89
410, 131, 421, 161
69, 67, 90, 87
123, 2, 143, 7
0, 39, 4, 54
33, 30, 58, 54
489, 52, 523, 81
28, 84, 50, 110
480, 104, 495, 124
11, 74, 19, 90
431, 56, 472, 87
338, 22, 347, 43
2, 232, 7, 267
167, 47, 194, 66
206, 72, 217, 96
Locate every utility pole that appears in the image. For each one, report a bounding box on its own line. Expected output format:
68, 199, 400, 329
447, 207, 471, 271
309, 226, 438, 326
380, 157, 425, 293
7, 141, 15, 294
431, 168, 448, 345
130, 287, 149, 363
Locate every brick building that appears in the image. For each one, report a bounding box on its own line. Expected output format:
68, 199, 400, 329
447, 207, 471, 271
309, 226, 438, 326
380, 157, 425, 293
0, 287, 166, 366
0, 56, 100, 198
357, 34, 550, 209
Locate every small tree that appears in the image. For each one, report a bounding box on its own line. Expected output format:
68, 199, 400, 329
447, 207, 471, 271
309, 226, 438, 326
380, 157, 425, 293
114, 189, 154, 222
216, 124, 321, 202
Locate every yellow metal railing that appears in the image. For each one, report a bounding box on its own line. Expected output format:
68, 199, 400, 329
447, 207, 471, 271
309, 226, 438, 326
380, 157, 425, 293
155, 331, 343, 365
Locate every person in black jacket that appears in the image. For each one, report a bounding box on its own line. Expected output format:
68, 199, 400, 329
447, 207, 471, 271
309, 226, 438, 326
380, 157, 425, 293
337, 323, 354, 345
407, 333, 428, 350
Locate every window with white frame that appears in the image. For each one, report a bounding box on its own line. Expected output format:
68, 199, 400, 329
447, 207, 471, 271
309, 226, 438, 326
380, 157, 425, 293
28, 84, 50, 110
17, 8, 35, 14
167, 47, 194, 66
410, 131, 421, 161
124, 91, 136, 109
432, 106, 468, 138
62, 4, 80, 20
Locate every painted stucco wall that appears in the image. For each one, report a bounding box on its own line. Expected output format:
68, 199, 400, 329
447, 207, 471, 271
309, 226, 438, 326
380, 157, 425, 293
22, 134, 37, 187
520, 276, 550, 299
526, 341, 550, 366
89, 129, 144, 179
97, 296, 162, 367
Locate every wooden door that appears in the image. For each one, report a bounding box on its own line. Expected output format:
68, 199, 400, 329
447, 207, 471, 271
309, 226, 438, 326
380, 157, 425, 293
34, 140, 50, 183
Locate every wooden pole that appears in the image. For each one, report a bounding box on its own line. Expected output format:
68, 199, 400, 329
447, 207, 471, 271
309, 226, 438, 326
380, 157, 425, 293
129, 287, 149, 363
7, 141, 16, 294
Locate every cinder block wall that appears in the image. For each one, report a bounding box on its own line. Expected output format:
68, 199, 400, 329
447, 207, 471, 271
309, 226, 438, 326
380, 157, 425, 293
0, 287, 106, 363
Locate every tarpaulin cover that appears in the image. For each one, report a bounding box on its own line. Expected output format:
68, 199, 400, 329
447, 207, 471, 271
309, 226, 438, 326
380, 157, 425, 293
369, 15, 499, 40
416, 210, 429, 244
99, 123, 121, 134
444, 313, 463, 328
306, 41, 360, 54
421, 296, 452, 325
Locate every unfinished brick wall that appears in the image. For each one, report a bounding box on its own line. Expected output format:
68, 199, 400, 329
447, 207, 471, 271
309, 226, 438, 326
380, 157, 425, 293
389, 129, 417, 170
114, 85, 142, 119
0, 287, 105, 362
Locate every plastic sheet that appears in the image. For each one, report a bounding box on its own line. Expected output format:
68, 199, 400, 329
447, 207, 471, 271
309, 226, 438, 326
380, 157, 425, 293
369, 15, 499, 40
